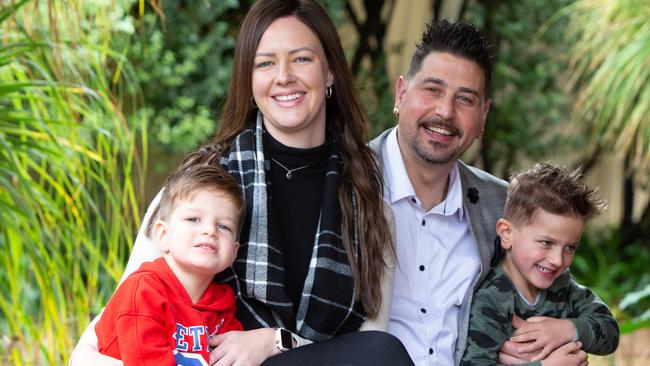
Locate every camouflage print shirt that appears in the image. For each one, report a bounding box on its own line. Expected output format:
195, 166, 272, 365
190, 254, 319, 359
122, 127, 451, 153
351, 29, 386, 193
460, 261, 619, 366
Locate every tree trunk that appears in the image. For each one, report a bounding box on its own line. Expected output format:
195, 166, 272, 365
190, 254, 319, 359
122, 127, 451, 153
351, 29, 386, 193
346, 0, 395, 76
620, 151, 639, 247
475, 0, 501, 175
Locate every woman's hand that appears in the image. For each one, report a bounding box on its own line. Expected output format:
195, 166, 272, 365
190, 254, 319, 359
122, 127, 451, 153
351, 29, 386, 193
209, 328, 278, 366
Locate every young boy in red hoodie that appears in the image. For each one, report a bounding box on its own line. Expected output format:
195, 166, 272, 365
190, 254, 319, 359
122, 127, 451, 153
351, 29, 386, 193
95, 149, 244, 365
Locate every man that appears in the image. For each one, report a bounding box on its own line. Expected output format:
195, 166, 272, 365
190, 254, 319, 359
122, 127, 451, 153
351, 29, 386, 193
370, 19, 587, 366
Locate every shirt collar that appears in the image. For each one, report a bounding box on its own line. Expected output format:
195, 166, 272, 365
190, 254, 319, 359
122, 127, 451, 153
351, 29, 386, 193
383, 128, 415, 204
382, 127, 464, 219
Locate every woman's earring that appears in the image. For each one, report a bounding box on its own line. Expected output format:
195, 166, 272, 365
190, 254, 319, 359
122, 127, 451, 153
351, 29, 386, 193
393, 107, 399, 117
251, 97, 258, 108
326, 86, 333, 98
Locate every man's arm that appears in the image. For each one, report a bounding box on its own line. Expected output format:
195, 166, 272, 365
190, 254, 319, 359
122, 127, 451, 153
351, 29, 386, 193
499, 319, 588, 366
510, 274, 620, 356
499, 275, 619, 363
509, 316, 579, 360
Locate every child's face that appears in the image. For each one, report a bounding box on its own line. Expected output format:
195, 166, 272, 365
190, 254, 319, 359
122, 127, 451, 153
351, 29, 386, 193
155, 189, 240, 278
498, 209, 584, 297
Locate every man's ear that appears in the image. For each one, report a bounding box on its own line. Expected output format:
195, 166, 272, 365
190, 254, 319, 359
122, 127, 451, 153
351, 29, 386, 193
496, 218, 513, 250
153, 220, 170, 253
394, 76, 408, 112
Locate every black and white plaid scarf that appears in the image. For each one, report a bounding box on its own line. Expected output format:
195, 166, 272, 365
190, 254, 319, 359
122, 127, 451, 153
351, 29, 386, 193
219, 112, 365, 341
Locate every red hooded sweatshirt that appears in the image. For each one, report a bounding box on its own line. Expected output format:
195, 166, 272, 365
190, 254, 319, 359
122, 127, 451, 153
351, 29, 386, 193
96, 258, 242, 366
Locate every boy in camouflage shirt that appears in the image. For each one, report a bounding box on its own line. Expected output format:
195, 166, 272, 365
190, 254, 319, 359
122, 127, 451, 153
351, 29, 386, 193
460, 163, 619, 366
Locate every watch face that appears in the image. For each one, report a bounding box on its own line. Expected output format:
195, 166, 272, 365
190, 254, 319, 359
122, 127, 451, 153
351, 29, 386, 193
280, 329, 293, 349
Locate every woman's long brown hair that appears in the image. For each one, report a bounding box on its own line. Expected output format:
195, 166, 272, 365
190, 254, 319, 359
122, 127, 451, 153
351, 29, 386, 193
214, 0, 393, 317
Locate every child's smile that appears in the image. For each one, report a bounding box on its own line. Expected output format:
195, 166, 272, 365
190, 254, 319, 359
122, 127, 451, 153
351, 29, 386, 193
500, 209, 584, 303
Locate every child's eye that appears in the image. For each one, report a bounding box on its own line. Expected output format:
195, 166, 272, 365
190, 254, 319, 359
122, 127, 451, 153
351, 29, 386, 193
185, 217, 200, 223
217, 223, 232, 232
564, 245, 577, 253
538, 240, 552, 247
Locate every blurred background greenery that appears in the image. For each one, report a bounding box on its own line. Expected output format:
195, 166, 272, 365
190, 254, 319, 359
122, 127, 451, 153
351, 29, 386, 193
0, 0, 648, 364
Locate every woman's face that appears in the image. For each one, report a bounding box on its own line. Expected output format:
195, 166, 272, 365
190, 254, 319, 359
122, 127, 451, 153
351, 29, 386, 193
252, 16, 333, 148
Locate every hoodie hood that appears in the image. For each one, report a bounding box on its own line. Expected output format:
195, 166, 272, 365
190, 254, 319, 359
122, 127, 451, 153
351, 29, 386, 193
136, 258, 236, 312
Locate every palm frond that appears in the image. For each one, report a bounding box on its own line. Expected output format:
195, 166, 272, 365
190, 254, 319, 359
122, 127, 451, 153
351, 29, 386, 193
565, 0, 650, 169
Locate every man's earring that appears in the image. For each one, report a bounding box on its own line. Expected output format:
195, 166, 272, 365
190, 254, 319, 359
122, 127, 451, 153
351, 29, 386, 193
326, 86, 333, 98
393, 107, 399, 117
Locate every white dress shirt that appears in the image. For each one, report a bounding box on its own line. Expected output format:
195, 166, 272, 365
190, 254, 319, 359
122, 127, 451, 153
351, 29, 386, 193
382, 128, 480, 366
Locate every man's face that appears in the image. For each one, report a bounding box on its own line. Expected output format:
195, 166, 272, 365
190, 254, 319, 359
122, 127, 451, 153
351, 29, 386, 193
395, 51, 490, 167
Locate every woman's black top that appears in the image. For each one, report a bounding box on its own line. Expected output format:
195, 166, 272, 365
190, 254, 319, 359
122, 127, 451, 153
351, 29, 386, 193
264, 131, 331, 316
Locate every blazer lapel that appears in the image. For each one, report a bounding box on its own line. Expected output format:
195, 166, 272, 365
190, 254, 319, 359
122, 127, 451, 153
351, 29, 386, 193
458, 162, 495, 285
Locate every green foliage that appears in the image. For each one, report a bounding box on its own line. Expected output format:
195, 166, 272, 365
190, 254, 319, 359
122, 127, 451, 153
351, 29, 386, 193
572, 227, 650, 334
320, 0, 348, 25
465, 0, 575, 178
124, 0, 244, 158
464, 0, 650, 335
619, 284, 650, 333
559, 0, 650, 334
358, 54, 399, 138
563, 0, 650, 171
0, 0, 145, 363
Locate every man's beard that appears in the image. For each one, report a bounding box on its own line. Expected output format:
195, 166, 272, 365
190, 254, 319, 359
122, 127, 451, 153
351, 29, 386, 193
410, 118, 462, 165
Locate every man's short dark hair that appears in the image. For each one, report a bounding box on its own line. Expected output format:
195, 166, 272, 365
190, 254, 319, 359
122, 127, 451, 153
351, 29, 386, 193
407, 19, 494, 94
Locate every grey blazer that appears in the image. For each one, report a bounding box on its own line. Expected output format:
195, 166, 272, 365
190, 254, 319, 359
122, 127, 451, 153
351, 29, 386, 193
369, 128, 508, 365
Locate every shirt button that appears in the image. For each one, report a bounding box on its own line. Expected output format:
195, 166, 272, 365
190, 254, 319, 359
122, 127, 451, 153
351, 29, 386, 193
419, 265, 425, 271
410, 197, 416, 203
421, 308, 427, 313
429, 348, 433, 355
421, 220, 425, 226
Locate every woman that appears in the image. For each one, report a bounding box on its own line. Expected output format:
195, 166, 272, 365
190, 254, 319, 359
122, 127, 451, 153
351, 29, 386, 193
70, 0, 411, 365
